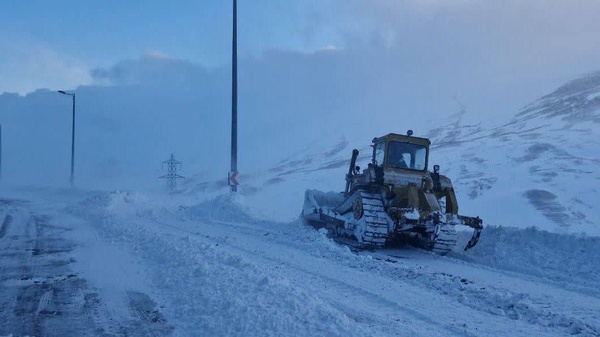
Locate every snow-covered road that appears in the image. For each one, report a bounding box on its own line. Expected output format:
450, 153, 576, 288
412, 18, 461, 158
1, 189, 599, 336
0, 196, 173, 336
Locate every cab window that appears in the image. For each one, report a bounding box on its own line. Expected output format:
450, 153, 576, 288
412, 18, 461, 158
373, 142, 385, 166
387, 141, 427, 170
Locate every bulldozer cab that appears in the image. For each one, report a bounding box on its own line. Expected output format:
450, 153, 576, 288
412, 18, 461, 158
372, 133, 431, 172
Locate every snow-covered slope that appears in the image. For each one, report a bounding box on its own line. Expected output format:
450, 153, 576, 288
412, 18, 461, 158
429, 72, 600, 234
187, 72, 600, 236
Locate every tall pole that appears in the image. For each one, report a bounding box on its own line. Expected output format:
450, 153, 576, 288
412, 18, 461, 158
70, 94, 76, 186
59, 90, 76, 186
230, 0, 238, 192
0, 124, 2, 181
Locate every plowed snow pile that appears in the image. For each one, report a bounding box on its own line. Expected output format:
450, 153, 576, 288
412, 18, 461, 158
454, 226, 600, 296
66, 191, 370, 336
60, 191, 600, 336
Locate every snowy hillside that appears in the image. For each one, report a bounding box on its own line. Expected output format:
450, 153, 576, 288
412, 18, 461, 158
429, 71, 600, 234
188, 72, 600, 236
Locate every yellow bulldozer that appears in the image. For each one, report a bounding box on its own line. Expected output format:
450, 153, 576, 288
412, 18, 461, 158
302, 131, 483, 254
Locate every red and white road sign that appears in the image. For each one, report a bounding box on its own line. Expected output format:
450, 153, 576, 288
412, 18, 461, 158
229, 171, 239, 186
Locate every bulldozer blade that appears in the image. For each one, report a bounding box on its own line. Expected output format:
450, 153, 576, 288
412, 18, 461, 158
464, 228, 482, 251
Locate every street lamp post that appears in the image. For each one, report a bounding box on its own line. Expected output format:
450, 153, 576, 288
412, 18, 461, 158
0, 124, 2, 181
58, 90, 76, 186
230, 0, 238, 193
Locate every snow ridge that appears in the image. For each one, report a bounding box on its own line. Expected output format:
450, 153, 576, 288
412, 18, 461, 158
63, 192, 600, 336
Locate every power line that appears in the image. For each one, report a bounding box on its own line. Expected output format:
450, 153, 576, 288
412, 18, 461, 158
159, 153, 184, 192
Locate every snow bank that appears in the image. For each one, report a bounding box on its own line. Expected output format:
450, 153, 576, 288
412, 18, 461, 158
70, 192, 600, 300
181, 194, 257, 223
455, 226, 600, 295
65, 191, 600, 335
66, 192, 370, 336
304, 189, 345, 210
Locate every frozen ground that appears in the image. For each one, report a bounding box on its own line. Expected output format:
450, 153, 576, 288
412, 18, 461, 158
1, 187, 599, 336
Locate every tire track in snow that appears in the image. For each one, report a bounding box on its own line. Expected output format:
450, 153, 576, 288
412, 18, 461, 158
1, 201, 166, 337
35, 290, 54, 316
0, 214, 13, 239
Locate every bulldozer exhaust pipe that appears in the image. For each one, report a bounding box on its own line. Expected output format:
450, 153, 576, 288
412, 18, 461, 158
345, 149, 359, 194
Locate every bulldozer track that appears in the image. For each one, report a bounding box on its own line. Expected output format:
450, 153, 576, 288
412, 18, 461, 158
356, 192, 389, 247
304, 189, 468, 254
429, 224, 458, 255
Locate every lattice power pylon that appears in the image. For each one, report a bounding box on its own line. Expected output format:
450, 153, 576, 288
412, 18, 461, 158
159, 153, 184, 192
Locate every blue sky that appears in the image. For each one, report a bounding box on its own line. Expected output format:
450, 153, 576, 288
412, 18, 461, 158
2, 0, 369, 94
1, 0, 349, 67
2, 0, 600, 102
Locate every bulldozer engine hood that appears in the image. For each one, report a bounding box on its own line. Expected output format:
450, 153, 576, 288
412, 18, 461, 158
383, 170, 429, 187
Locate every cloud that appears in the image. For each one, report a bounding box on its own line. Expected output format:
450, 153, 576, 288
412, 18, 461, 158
1, 42, 596, 189
90, 52, 210, 87
0, 48, 464, 187
0, 38, 92, 95
347, 0, 600, 77
143, 50, 171, 60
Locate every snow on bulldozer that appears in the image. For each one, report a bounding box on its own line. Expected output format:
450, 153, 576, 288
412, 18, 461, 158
302, 131, 483, 255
